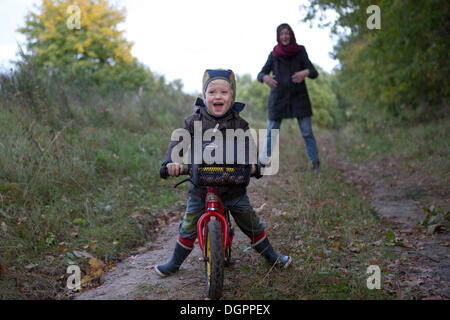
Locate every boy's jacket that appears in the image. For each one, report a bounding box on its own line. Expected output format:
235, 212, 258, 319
162, 98, 256, 202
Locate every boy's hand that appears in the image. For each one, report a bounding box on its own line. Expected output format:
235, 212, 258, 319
167, 163, 184, 177
263, 74, 278, 88
251, 164, 256, 175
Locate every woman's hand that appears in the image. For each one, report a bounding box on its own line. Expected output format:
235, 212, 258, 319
166, 162, 184, 177
291, 69, 310, 83
263, 74, 278, 88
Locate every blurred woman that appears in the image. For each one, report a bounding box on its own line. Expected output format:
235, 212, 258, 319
258, 23, 320, 173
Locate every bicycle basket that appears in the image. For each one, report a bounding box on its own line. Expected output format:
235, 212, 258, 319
192, 164, 251, 187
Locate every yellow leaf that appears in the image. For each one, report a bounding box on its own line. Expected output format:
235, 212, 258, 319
89, 257, 105, 273
81, 257, 106, 285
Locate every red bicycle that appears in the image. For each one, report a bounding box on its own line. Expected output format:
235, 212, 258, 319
160, 164, 252, 299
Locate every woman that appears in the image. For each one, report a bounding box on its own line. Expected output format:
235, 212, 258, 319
258, 23, 320, 173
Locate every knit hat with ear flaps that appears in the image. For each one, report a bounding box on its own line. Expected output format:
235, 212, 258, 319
199, 69, 245, 115
202, 69, 237, 102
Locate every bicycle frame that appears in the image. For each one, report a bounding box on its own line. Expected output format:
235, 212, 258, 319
197, 187, 232, 261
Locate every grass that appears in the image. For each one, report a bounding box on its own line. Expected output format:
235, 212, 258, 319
222, 120, 399, 300
334, 117, 450, 185
222, 116, 449, 300
0, 73, 193, 298
0, 116, 183, 298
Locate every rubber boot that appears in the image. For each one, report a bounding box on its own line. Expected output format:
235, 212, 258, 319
253, 237, 291, 269
155, 242, 192, 277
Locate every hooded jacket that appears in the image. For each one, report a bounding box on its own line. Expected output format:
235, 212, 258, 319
162, 98, 255, 202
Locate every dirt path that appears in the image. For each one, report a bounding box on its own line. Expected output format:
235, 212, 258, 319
320, 136, 450, 299
75, 179, 268, 300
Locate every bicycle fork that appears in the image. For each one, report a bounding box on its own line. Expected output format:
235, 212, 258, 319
197, 187, 229, 261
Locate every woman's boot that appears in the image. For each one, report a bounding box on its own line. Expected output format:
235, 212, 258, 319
312, 160, 320, 174
253, 237, 291, 269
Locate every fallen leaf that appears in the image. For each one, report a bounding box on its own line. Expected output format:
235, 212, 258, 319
25, 263, 38, 270
332, 241, 342, 249
73, 250, 93, 259
1, 221, 7, 233
81, 257, 106, 285
372, 240, 382, 246
275, 210, 288, 216
89, 257, 105, 273
58, 242, 66, 251
17, 217, 27, 224
157, 218, 167, 226
349, 247, 360, 254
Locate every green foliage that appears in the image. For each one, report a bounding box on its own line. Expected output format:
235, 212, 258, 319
17, 0, 153, 91
235, 74, 268, 120
307, 66, 343, 128
302, 0, 450, 122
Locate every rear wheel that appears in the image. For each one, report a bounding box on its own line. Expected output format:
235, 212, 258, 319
204, 217, 224, 300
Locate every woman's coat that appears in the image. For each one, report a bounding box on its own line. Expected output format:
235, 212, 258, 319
257, 46, 318, 120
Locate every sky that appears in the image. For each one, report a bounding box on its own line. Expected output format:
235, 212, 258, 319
0, 0, 339, 94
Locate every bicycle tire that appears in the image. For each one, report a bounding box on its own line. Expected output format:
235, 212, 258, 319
204, 216, 224, 300
224, 211, 233, 267
224, 245, 232, 267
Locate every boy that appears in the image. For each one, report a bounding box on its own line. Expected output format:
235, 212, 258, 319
155, 69, 291, 277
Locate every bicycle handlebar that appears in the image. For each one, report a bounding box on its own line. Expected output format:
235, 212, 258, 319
159, 163, 262, 187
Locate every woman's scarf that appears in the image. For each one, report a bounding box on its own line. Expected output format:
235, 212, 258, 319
272, 23, 302, 58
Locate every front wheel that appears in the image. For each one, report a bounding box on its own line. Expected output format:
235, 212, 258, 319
204, 217, 224, 300
224, 211, 233, 267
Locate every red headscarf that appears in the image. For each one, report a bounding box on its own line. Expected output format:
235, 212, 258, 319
272, 23, 302, 58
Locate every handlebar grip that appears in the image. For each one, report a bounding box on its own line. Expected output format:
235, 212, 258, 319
159, 166, 169, 179
159, 165, 189, 179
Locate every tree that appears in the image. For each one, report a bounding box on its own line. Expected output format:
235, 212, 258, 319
236, 74, 269, 119
307, 66, 340, 128
18, 0, 151, 90
302, 0, 450, 121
